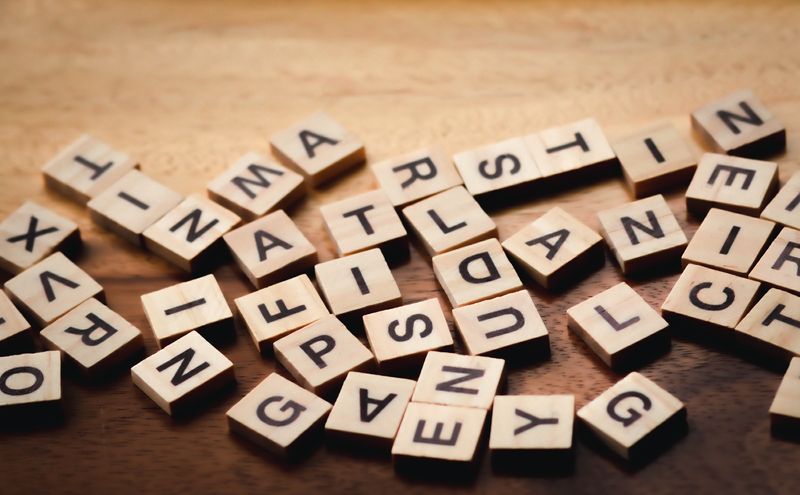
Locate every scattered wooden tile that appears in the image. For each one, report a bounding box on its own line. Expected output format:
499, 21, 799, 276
749, 226, 800, 296
224, 210, 317, 289
402, 186, 497, 257
761, 171, 800, 230
567, 282, 669, 370
577, 372, 686, 461
87, 170, 183, 246
685, 153, 779, 218
735, 288, 800, 364
412, 351, 504, 410
524, 118, 617, 178
452, 137, 541, 196
226, 372, 331, 459
234, 274, 329, 353
0, 201, 81, 275
691, 89, 786, 158
769, 357, 800, 439
131, 331, 235, 416
41, 134, 140, 204
371, 145, 463, 208
269, 111, 365, 186
0, 291, 32, 355
0, 351, 61, 411
3, 252, 103, 327
502, 206, 603, 289
597, 194, 687, 275
433, 238, 522, 307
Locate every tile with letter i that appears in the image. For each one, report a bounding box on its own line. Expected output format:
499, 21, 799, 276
371, 145, 463, 208
0, 291, 32, 355
41, 134, 139, 204
749, 227, 800, 296
735, 289, 800, 365
762, 171, 800, 230
769, 357, 800, 440
524, 117, 617, 179
452, 136, 541, 197
0, 351, 61, 413
131, 331, 235, 417
411, 351, 504, 410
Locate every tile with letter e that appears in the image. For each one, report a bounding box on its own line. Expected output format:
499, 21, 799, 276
691, 89, 786, 158
402, 186, 496, 257
372, 145, 463, 208
685, 153, 778, 218
762, 171, 800, 230
131, 331, 234, 416
502, 206, 603, 289
41, 134, 139, 204
87, 170, 183, 246
769, 357, 800, 440
226, 372, 331, 459
4, 252, 103, 327
433, 238, 522, 307
0, 351, 61, 412
735, 289, 800, 364
269, 111, 365, 186
412, 351, 504, 410
0, 201, 81, 275
207, 152, 305, 221
40, 298, 143, 378
567, 282, 669, 370
224, 210, 317, 289
524, 117, 617, 179
597, 194, 687, 275
143, 194, 240, 273
0, 291, 32, 355
140, 274, 233, 348
452, 137, 541, 197
234, 274, 329, 353
749, 226, 800, 296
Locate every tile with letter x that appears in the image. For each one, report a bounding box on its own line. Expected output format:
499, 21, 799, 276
131, 331, 235, 416
524, 117, 617, 179
0, 291, 31, 355
749, 227, 800, 296
226, 372, 331, 459
452, 136, 541, 197
0, 351, 61, 412
769, 357, 800, 440
736, 289, 800, 364
140, 274, 233, 348
412, 351, 504, 410
371, 145, 463, 208
0, 201, 81, 275
762, 171, 800, 230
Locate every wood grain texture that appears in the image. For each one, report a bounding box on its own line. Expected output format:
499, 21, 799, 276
1, 0, 799, 493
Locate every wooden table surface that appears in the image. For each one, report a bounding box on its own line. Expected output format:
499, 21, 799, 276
1, 1, 799, 493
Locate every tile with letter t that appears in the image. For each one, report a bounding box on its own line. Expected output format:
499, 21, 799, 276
0, 201, 81, 275
207, 152, 305, 221
735, 289, 800, 364
749, 227, 800, 296
769, 357, 800, 440
224, 210, 317, 289
597, 194, 687, 275
371, 145, 463, 208
41, 134, 139, 204
0, 291, 32, 355
234, 274, 329, 354
452, 136, 541, 197
691, 89, 786, 158
685, 153, 778, 218
269, 111, 365, 186
577, 372, 686, 462
762, 172, 800, 230
524, 117, 617, 179
140, 274, 233, 348
0, 351, 61, 412
567, 282, 669, 370
226, 372, 331, 459
402, 186, 496, 257
131, 331, 235, 416
412, 351, 504, 410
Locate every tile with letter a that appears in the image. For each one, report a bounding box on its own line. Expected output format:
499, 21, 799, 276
41, 134, 140, 204
3, 252, 103, 327
762, 171, 800, 230
412, 351, 504, 410
452, 137, 541, 197
750, 226, 800, 295
735, 288, 800, 364
40, 298, 143, 377
224, 210, 317, 289
269, 111, 365, 186
207, 152, 305, 221
502, 206, 603, 289
0, 351, 61, 411
597, 194, 687, 275
143, 193, 241, 273
131, 331, 234, 416
402, 186, 497, 257
0, 201, 81, 275
87, 170, 183, 246
567, 282, 669, 370
371, 145, 463, 208
524, 117, 617, 179
769, 357, 800, 440
691, 89, 786, 158
226, 372, 331, 459
140, 274, 233, 348
234, 274, 329, 353
0, 291, 31, 355
578, 372, 686, 462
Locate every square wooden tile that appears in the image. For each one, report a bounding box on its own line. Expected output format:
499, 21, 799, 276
524, 118, 617, 178
489, 395, 574, 460
0, 290, 31, 354
412, 351, 504, 410
749, 226, 800, 296
371, 145, 463, 208
769, 357, 800, 438
452, 136, 541, 196
0, 351, 61, 410
762, 171, 800, 230
735, 288, 800, 363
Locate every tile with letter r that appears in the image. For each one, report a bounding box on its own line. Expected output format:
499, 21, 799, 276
0, 351, 61, 412
452, 136, 541, 197
0, 290, 32, 355
749, 227, 800, 296
524, 117, 617, 179
769, 357, 800, 440
412, 351, 504, 410
761, 171, 800, 230
735, 288, 800, 365
371, 145, 463, 208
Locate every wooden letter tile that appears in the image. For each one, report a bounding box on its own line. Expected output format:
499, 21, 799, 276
452, 137, 541, 197
371, 145, 463, 208
735, 288, 800, 364
412, 351, 504, 410
0, 351, 61, 411
524, 118, 617, 178
749, 226, 800, 296
769, 357, 800, 439
0, 291, 32, 355
761, 171, 800, 230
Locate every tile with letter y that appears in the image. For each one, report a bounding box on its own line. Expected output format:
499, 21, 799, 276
371, 145, 463, 208
452, 137, 541, 198
749, 227, 800, 296
0, 291, 32, 355
411, 351, 504, 410
761, 171, 800, 230
769, 357, 800, 440
0, 351, 61, 414
735, 288, 800, 365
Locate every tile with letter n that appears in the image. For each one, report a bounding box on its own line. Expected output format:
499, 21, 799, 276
452, 136, 541, 197
0, 291, 32, 355
41, 134, 139, 204
502, 206, 604, 290
131, 331, 235, 416
597, 194, 687, 275
40, 298, 143, 378
371, 145, 463, 208
269, 111, 365, 187
524, 117, 617, 179
224, 210, 317, 289
762, 171, 800, 230
567, 282, 669, 370
226, 372, 331, 459
0, 351, 61, 412
402, 186, 497, 257
735, 289, 800, 365
432, 238, 522, 308
234, 274, 329, 354
412, 351, 504, 410
3, 252, 104, 327
577, 372, 686, 462
87, 170, 183, 246
769, 357, 800, 440
143, 193, 241, 273
685, 153, 779, 218
691, 89, 786, 158
140, 274, 233, 348
749, 227, 800, 296
0, 201, 81, 275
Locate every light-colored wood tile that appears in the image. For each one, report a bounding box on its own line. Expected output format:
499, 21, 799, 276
372, 145, 463, 208
0, 351, 61, 409
769, 357, 800, 438
749, 226, 800, 296
524, 118, 616, 178
489, 395, 574, 452
0, 291, 31, 354
735, 288, 800, 363
412, 351, 504, 410
452, 137, 541, 196
762, 171, 800, 230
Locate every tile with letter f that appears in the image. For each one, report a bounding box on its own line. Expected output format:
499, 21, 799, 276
749, 227, 800, 296
412, 351, 504, 410
371, 145, 463, 208
0, 351, 61, 412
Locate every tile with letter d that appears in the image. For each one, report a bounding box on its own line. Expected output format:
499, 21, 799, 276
524, 117, 617, 179
761, 171, 800, 230
749, 227, 800, 296
371, 145, 463, 208
735, 288, 800, 364
412, 351, 504, 410
452, 136, 541, 197
769, 357, 800, 440
0, 351, 61, 411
